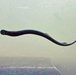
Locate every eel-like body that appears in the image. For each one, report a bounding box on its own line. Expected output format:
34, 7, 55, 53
1, 29, 76, 46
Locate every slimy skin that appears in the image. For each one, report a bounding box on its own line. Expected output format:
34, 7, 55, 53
1, 29, 76, 46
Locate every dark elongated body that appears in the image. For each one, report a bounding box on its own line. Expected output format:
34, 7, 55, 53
1, 29, 76, 46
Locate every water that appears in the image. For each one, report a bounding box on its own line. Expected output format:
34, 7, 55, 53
0, 67, 62, 75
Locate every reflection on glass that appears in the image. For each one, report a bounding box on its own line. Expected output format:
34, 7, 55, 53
0, 57, 62, 75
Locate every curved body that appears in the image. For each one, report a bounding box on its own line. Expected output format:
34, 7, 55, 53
1, 29, 76, 46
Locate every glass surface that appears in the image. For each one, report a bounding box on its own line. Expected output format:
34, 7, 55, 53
0, 0, 76, 75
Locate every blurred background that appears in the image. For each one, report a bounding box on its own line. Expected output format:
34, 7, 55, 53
0, 0, 76, 75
